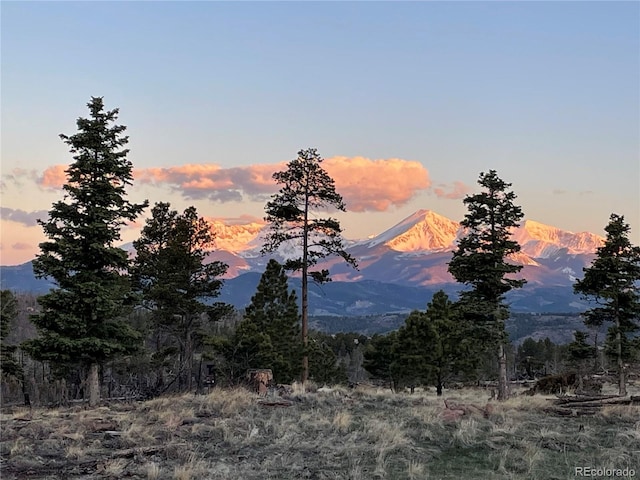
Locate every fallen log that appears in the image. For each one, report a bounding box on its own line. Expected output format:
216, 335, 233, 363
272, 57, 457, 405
257, 399, 293, 407
543, 407, 597, 417
553, 396, 640, 407
554, 395, 618, 404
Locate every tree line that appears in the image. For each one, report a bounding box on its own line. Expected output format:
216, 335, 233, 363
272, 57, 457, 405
1, 97, 639, 405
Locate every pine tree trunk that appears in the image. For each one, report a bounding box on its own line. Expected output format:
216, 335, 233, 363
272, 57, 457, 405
497, 343, 509, 401
88, 363, 100, 407
301, 188, 310, 385
577, 368, 584, 393
616, 316, 626, 396
186, 328, 193, 392
302, 269, 308, 384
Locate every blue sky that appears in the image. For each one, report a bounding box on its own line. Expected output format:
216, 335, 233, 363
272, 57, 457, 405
1, 1, 639, 265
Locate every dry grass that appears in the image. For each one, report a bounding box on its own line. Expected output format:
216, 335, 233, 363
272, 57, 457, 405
1, 383, 639, 479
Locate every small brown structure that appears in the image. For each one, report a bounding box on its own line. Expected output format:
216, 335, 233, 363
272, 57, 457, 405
246, 369, 273, 396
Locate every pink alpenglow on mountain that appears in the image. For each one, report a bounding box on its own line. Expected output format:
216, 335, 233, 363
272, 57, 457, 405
512, 220, 604, 258
367, 210, 460, 252
208, 219, 265, 253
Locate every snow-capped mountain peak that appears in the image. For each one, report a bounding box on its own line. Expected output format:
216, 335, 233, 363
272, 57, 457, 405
363, 209, 460, 252
513, 220, 604, 258
209, 219, 265, 253
207, 210, 604, 261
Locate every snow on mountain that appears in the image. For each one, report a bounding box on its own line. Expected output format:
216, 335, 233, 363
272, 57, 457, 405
361, 210, 460, 252
355, 211, 603, 258
209, 219, 265, 253
1, 209, 607, 313
199, 210, 605, 287
207, 209, 604, 263
512, 220, 604, 258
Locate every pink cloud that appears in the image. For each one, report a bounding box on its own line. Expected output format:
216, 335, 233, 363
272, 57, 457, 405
38, 165, 68, 189
134, 162, 285, 201
11, 242, 32, 250
132, 157, 430, 211
433, 181, 471, 200
324, 157, 431, 212
26, 156, 434, 212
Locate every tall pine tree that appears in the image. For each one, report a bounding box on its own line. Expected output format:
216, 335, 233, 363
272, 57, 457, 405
231, 259, 301, 383
132, 202, 228, 393
24, 97, 148, 406
574, 214, 640, 396
262, 148, 357, 383
448, 170, 525, 400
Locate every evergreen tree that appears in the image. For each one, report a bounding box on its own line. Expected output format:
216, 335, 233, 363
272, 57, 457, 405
262, 148, 357, 383
23, 97, 147, 406
390, 291, 472, 395
1, 290, 21, 379
422, 291, 474, 395
132, 202, 229, 393
391, 311, 430, 393
516, 338, 548, 379
363, 332, 399, 391
448, 170, 525, 400
308, 332, 347, 385
565, 330, 596, 392
231, 259, 301, 383
574, 213, 640, 396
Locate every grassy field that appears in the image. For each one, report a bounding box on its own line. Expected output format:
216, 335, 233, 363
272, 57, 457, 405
1, 383, 638, 479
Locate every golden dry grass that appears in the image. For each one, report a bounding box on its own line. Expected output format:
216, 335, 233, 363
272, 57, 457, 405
1, 383, 638, 479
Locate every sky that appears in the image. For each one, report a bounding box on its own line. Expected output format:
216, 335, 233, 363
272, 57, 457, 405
1, 1, 639, 266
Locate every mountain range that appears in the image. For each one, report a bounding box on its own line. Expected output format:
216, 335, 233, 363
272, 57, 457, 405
1, 210, 604, 315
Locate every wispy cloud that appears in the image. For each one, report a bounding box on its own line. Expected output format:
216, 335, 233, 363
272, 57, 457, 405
11, 242, 33, 251
2, 167, 39, 191
0, 207, 48, 227
433, 181, 471, 200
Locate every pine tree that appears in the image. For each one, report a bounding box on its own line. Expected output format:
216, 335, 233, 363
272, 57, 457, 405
389, 291, 472, 395
565, 330, 596, 392
262, 148, 357, 383
1, 290, 21, 379
574, 214, 640, 396
132, 202, 228, 393
516, 338, 547, 379
391, 311, 430, 393
308, 332, 347, 385
448, 170, 525, 400
231, 259, 301, 383
363, 332, 399, 391
422, 290, 474, 396
23, 97, 148, 406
